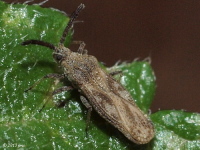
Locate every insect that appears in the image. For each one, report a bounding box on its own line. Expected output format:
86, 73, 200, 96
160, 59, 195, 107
22, 4, 154, 144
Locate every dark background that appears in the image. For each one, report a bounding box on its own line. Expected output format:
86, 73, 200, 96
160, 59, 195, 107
5, 0, 200, 113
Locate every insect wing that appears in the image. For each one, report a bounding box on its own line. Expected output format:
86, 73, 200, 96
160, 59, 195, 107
83, 75, 154, 144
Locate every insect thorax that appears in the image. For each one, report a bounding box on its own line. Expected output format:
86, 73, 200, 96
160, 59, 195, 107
61, 52, 99, 85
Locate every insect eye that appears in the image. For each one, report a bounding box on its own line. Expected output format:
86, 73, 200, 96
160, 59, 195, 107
53, 54, 63, 62
56, 55, 63, 61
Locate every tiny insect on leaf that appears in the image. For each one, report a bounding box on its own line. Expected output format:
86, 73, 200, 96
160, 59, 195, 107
22, 4, 154, 144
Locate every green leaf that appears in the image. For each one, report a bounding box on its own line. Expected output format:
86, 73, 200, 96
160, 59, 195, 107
151, 110, 200, 149
0, 1, 199, 149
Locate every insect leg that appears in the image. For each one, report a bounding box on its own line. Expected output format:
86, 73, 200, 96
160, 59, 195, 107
109, 71, 123, 82
109, 70, 122, 76
25, 73, 65, 92
72, 41, 87, 54
39, 86, 74, 112
80, 95, 93, 136
52, 86, 74, 95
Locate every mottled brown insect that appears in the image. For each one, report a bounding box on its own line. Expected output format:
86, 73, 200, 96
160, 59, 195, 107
22, 4, 154, 144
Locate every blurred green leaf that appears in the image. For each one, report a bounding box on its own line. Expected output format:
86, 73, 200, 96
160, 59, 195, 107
151, 110, 200, 149
0, 1, 199, 149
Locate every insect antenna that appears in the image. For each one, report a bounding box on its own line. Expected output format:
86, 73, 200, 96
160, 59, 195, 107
22, 4, 85, 49
59, 3, 85, 44
22, 40, 56, 50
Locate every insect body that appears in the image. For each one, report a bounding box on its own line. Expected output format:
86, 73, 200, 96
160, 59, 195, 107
22, 4, 154, 144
